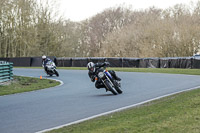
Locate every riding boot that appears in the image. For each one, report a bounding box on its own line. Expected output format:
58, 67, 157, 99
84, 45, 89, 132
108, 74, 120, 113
115, 76, 121, 81
113, 72, 121, 81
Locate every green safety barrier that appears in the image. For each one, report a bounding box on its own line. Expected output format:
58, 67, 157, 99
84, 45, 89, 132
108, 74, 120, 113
0, 61, 13, 83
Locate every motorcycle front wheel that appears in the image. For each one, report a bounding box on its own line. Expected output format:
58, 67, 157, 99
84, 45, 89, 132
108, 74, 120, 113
104, 80, 117, 95
113, 80, 123, 94
46, 70, 53, 76
54, 70, 59, 77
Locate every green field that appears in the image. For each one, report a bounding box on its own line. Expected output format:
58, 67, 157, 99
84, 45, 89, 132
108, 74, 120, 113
49, 88, 200, 133
46, 67, 200, 133
3, 67, 200, 132
60, 67, 200, 75
0, 76, 60, 96
16, 67, 200, 75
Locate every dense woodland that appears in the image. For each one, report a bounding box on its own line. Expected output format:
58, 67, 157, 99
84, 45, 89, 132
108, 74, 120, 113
1, 0, 200, 58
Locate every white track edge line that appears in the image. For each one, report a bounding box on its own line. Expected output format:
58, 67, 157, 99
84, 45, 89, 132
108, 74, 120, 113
36, 85, 200, 133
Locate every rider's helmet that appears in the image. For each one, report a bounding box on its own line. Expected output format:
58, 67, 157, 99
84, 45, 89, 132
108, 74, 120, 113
87, 62, 95, 72
42, 55, 46, 60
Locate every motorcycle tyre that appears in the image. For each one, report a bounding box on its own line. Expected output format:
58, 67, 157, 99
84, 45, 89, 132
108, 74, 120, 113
113, 81, 123, 94
46, 71, 52, 76
54, 70, 59, 77
104, 80, 117, 95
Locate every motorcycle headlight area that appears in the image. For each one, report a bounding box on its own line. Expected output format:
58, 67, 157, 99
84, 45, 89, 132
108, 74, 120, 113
98, 72, 104, 78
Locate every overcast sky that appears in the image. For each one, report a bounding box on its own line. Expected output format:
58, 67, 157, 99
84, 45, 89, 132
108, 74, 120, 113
56, 0, 198, 21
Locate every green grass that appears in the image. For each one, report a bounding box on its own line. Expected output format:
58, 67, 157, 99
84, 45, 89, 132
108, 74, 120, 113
60, 67, 200, 76
48, 67, 200, 75
49, 88, 200, 133
15, 67, 200, 75
44, 67, 200, 133
111, 68, 200, 75
0, 76, 60, 96
11, 67, 200, 132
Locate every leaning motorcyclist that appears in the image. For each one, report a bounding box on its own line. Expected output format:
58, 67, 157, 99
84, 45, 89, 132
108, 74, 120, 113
42, 55, 53, 72
87, 62, 121, 89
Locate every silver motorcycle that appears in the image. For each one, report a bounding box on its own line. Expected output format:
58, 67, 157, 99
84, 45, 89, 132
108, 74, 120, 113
44, 61, 59, 77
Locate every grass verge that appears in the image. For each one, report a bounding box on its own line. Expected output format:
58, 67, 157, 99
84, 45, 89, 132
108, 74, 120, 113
44, 67, 200, 133
0, 76, 60, 96
15, 67, 200, 75
49, 88, 200, 133
111, 68, 200, 75
60, 67, 200, 75
11, 67, 200, 132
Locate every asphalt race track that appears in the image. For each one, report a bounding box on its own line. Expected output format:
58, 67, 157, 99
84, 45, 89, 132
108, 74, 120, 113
1, 68, 200, 133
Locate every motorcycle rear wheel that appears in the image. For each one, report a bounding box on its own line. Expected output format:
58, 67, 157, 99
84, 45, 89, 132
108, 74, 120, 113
46, 71, 53, 76
54, 70, 59, 77
104, 80, 117, 95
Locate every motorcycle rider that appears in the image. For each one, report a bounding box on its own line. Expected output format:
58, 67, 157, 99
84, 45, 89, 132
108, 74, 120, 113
42, 55, 53, 72
87, 62, 121, 89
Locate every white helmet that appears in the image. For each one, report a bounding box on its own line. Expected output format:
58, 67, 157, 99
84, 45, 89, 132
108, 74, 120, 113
42, 55, 46, 59
87, 62, 95, 72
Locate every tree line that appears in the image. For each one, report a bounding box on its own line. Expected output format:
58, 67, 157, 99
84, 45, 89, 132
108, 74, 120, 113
1, 0, 200, 58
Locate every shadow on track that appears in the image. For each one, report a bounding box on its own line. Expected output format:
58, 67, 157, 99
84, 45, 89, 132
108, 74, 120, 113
92, 94, 115, 97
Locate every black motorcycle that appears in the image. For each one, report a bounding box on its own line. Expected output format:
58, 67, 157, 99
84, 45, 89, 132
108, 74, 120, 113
96, 66, 122, 95
44, 60, 59, 77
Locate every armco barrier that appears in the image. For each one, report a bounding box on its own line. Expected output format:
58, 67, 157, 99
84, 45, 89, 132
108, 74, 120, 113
72, 58, 88, 67
9, 57, 31, 67
0, 57, 31, 66
0, 61, 13, 83
167, 57, 192, 68
0, 58, 9, 62
30, 57, 43, 67
30, 56, 57, 67
139, 58, 160, 68
57, 57, 72, 67
179, 57, 192, 68
88, 57, 105, 64
168, 57, 181, 68
160, 57, 170, 68
105, 57, 122, 67
0, 56, 199, 68
192, 58, 200, 69
122, 58, 139, 68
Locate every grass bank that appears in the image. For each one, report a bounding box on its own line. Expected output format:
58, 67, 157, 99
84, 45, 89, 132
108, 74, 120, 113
15, 67, 200, 75
45, 67, 200, 133
59, 67, 200, 75
11, 67, 200, 132
0, 76, 60, 96
49, 88, 200, 133
112, 68, 200, 75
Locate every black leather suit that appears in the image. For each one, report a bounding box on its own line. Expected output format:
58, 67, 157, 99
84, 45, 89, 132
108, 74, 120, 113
88, 62, 120, 89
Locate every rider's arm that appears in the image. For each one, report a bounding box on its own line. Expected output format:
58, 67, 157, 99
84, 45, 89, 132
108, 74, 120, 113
88, 72, 95, 82
95, 62, 106, 68
47, 58, 52, 62
43, 60, 47, 67
95, 62, 109, 68
44, 58, 52, 66
42, 61, 44, 67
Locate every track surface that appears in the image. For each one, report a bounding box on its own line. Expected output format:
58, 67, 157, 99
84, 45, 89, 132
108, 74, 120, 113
1, 68, 200, 133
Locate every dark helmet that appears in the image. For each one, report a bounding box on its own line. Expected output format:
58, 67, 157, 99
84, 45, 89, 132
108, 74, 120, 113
87, 62, 95, 72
